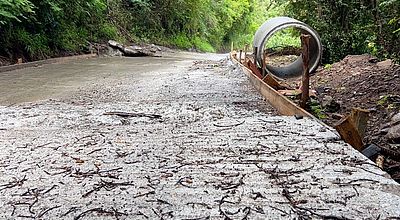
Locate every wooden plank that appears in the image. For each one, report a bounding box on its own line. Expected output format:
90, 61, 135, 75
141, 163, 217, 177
244, 58, 288, 91
350, 108, 370, 138
300, 34, 311, 109
263, 74, 284, 90
245, 60, 264, 80
231, 53, 312, 118
334, 116, 365, 151
333, 108, 369, 151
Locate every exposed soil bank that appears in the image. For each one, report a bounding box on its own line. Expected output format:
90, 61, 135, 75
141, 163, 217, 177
306, 55, 400, 182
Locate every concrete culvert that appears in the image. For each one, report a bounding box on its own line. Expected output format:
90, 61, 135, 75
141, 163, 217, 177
253, 17, 322, 79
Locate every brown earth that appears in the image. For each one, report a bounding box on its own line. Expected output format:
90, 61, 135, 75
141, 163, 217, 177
306, 55, 400, 182
0, 55, 12, 66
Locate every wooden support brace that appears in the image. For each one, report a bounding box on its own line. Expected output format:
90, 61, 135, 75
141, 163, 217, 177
246, 60, 264, 80
350, 108, 370, 138
300, 34, 311, 109
262, 74, 284, 90
334, 108, 370, 152
262, 52, 267, 77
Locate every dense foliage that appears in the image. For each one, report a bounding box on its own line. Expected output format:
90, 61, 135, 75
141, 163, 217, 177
286, 0, 400, 63
0, 0, 262, 61
0, 0, 112, 60
0, 0, 399, 63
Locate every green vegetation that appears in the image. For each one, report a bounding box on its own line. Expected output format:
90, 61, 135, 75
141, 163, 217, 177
0, 0, 262, 60
265, 28, 301, 50
0, 0, 399, 63
286, 0, 400, 63
378, 95, 400, 110
309, 99, 328, 119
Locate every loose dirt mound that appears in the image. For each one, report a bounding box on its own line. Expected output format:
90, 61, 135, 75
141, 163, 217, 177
0, 56, 12, 66
311, 54, 400, 181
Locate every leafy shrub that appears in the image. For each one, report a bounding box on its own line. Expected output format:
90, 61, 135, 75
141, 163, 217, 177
286, 0, 400, 63
14, 29, 51, 59
97, 23, 119, 41
170, 34, 192, 49
192, 37, 216, 53
0, 0, 35, 25
55, 25, 89, 52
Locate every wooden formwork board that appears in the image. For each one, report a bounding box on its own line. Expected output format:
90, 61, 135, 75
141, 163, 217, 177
0, 53, 98, 73
230, 52, 314, 118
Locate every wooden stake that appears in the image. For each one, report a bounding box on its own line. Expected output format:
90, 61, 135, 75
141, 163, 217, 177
262, 52, 267, 77
334, 116, 365, 151
350, 108, 370, 138
300, 34, 311, 109
254, 47, 258, 65
334, 107, 369, 152
244, 45, 248, 62
239, 50, 243, 64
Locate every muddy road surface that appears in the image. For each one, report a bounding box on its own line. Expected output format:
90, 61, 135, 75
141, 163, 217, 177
0, 52, 399, 219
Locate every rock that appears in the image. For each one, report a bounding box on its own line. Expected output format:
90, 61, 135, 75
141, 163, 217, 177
368, 57, 379, 63
362, 144, 381, 159
387, 124, 400, 144
331, 113, 344, 120
315, 87, 325, 95
386, 113, 400, 143
376, 59, 392, 68
321, 95, 333, 106
107, 40, 161, 57
295, 114, 303, 120
107, 46, 123, 57
150, 44, 162, 51
123, 46, 156, 57
380, 128, 389, 135
391, 113, 400, 125
321, 95, 340, 113
108, 40, 124, 51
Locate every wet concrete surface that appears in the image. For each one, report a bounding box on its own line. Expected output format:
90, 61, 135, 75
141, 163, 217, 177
0, 52, 400, 219
0, 52, 215, 105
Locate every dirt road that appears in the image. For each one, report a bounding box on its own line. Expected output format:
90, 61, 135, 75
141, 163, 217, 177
0, 52, 399, 219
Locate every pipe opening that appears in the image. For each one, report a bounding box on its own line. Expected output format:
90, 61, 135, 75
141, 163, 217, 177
253, 17, 322, 79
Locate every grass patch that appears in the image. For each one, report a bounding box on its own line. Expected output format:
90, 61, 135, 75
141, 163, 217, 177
170, 33, 192, 49
193, 37, 215, 52
309, 99, 328, 119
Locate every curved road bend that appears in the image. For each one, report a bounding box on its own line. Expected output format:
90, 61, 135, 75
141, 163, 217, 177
0, 52, 399, 219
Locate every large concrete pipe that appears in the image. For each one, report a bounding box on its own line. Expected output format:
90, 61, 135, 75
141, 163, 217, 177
253, 17, 322, 78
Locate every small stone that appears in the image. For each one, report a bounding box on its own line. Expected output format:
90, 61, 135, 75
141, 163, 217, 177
391, 113, 400, 125
387, 124, 400, 144
321, 95, 333, 106
331, 113, 344, 120
380, 128, 389, 135
321, 95, 340, 113
362, 144, 381, 159
376, 59, 392, 68
295, 114, 304, 120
